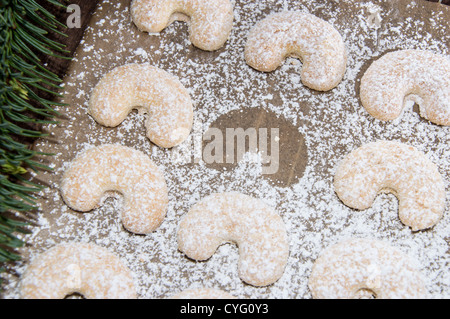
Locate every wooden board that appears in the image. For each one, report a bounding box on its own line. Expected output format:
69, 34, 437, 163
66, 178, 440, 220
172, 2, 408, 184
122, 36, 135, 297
2, 0, 449, 299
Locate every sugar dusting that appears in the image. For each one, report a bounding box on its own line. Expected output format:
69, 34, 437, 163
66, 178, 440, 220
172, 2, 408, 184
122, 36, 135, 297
308, 238, 429, 298
334, 141, 446, 232
130, 0, 234, 51
244, 10, 347, 91
177, 192, 289, 287
60, 144, 169, 235
87, 63, 194, 148
360, 49, 450, 125
1, 0, 449, 298
20, 242, 137, 299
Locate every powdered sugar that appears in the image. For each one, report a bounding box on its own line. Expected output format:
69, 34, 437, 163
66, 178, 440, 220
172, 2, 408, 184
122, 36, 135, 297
360, 49, 450, 125
1, 0, 449, 299
309, 238, 428, 298
88, 63, 194, 148
130, 0, 234, 51
20, 242, 136, 299
244, 11, 347, 91
60, 144, 169, 234
177, 192, 289, 287
334, 141, 446, 231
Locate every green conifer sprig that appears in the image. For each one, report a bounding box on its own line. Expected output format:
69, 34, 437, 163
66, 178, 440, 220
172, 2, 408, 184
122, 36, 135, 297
0, 0, 68, 272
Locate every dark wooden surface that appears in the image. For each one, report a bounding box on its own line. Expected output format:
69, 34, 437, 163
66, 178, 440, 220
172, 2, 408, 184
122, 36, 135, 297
3, 0, 447, 299
25, 0, 447, 149
42, 0, 447, 83
39, 0, 100, 83
428, 0, 450, 4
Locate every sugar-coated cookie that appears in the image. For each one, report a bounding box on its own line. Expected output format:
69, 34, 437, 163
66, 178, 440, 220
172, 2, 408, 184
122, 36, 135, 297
245, 11, 347, 91
20, 243, 137, 299
60, 144, 168, 234
308, 238, 428, 299
130, 0, 234, 51
360, 49, 450, 126
334, 140, 445, 231
88, 63, 193, 148
177, 192, 289, 287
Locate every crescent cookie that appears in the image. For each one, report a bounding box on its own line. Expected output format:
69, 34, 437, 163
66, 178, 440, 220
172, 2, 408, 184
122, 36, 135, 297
177, 192, 289, 287
60, 144, 168, 235
244, 11, 347, 91
20, 243, 137, 299
308, 238, 428, 299
88, 63, 193, 148
130, 0, 234, 51
334, 140, 445, 231
170, 288, 237, 299
360, 49, 450, 126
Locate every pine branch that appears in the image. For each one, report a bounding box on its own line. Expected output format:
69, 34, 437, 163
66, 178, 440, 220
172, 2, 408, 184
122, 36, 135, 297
0, 0, 68, 279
